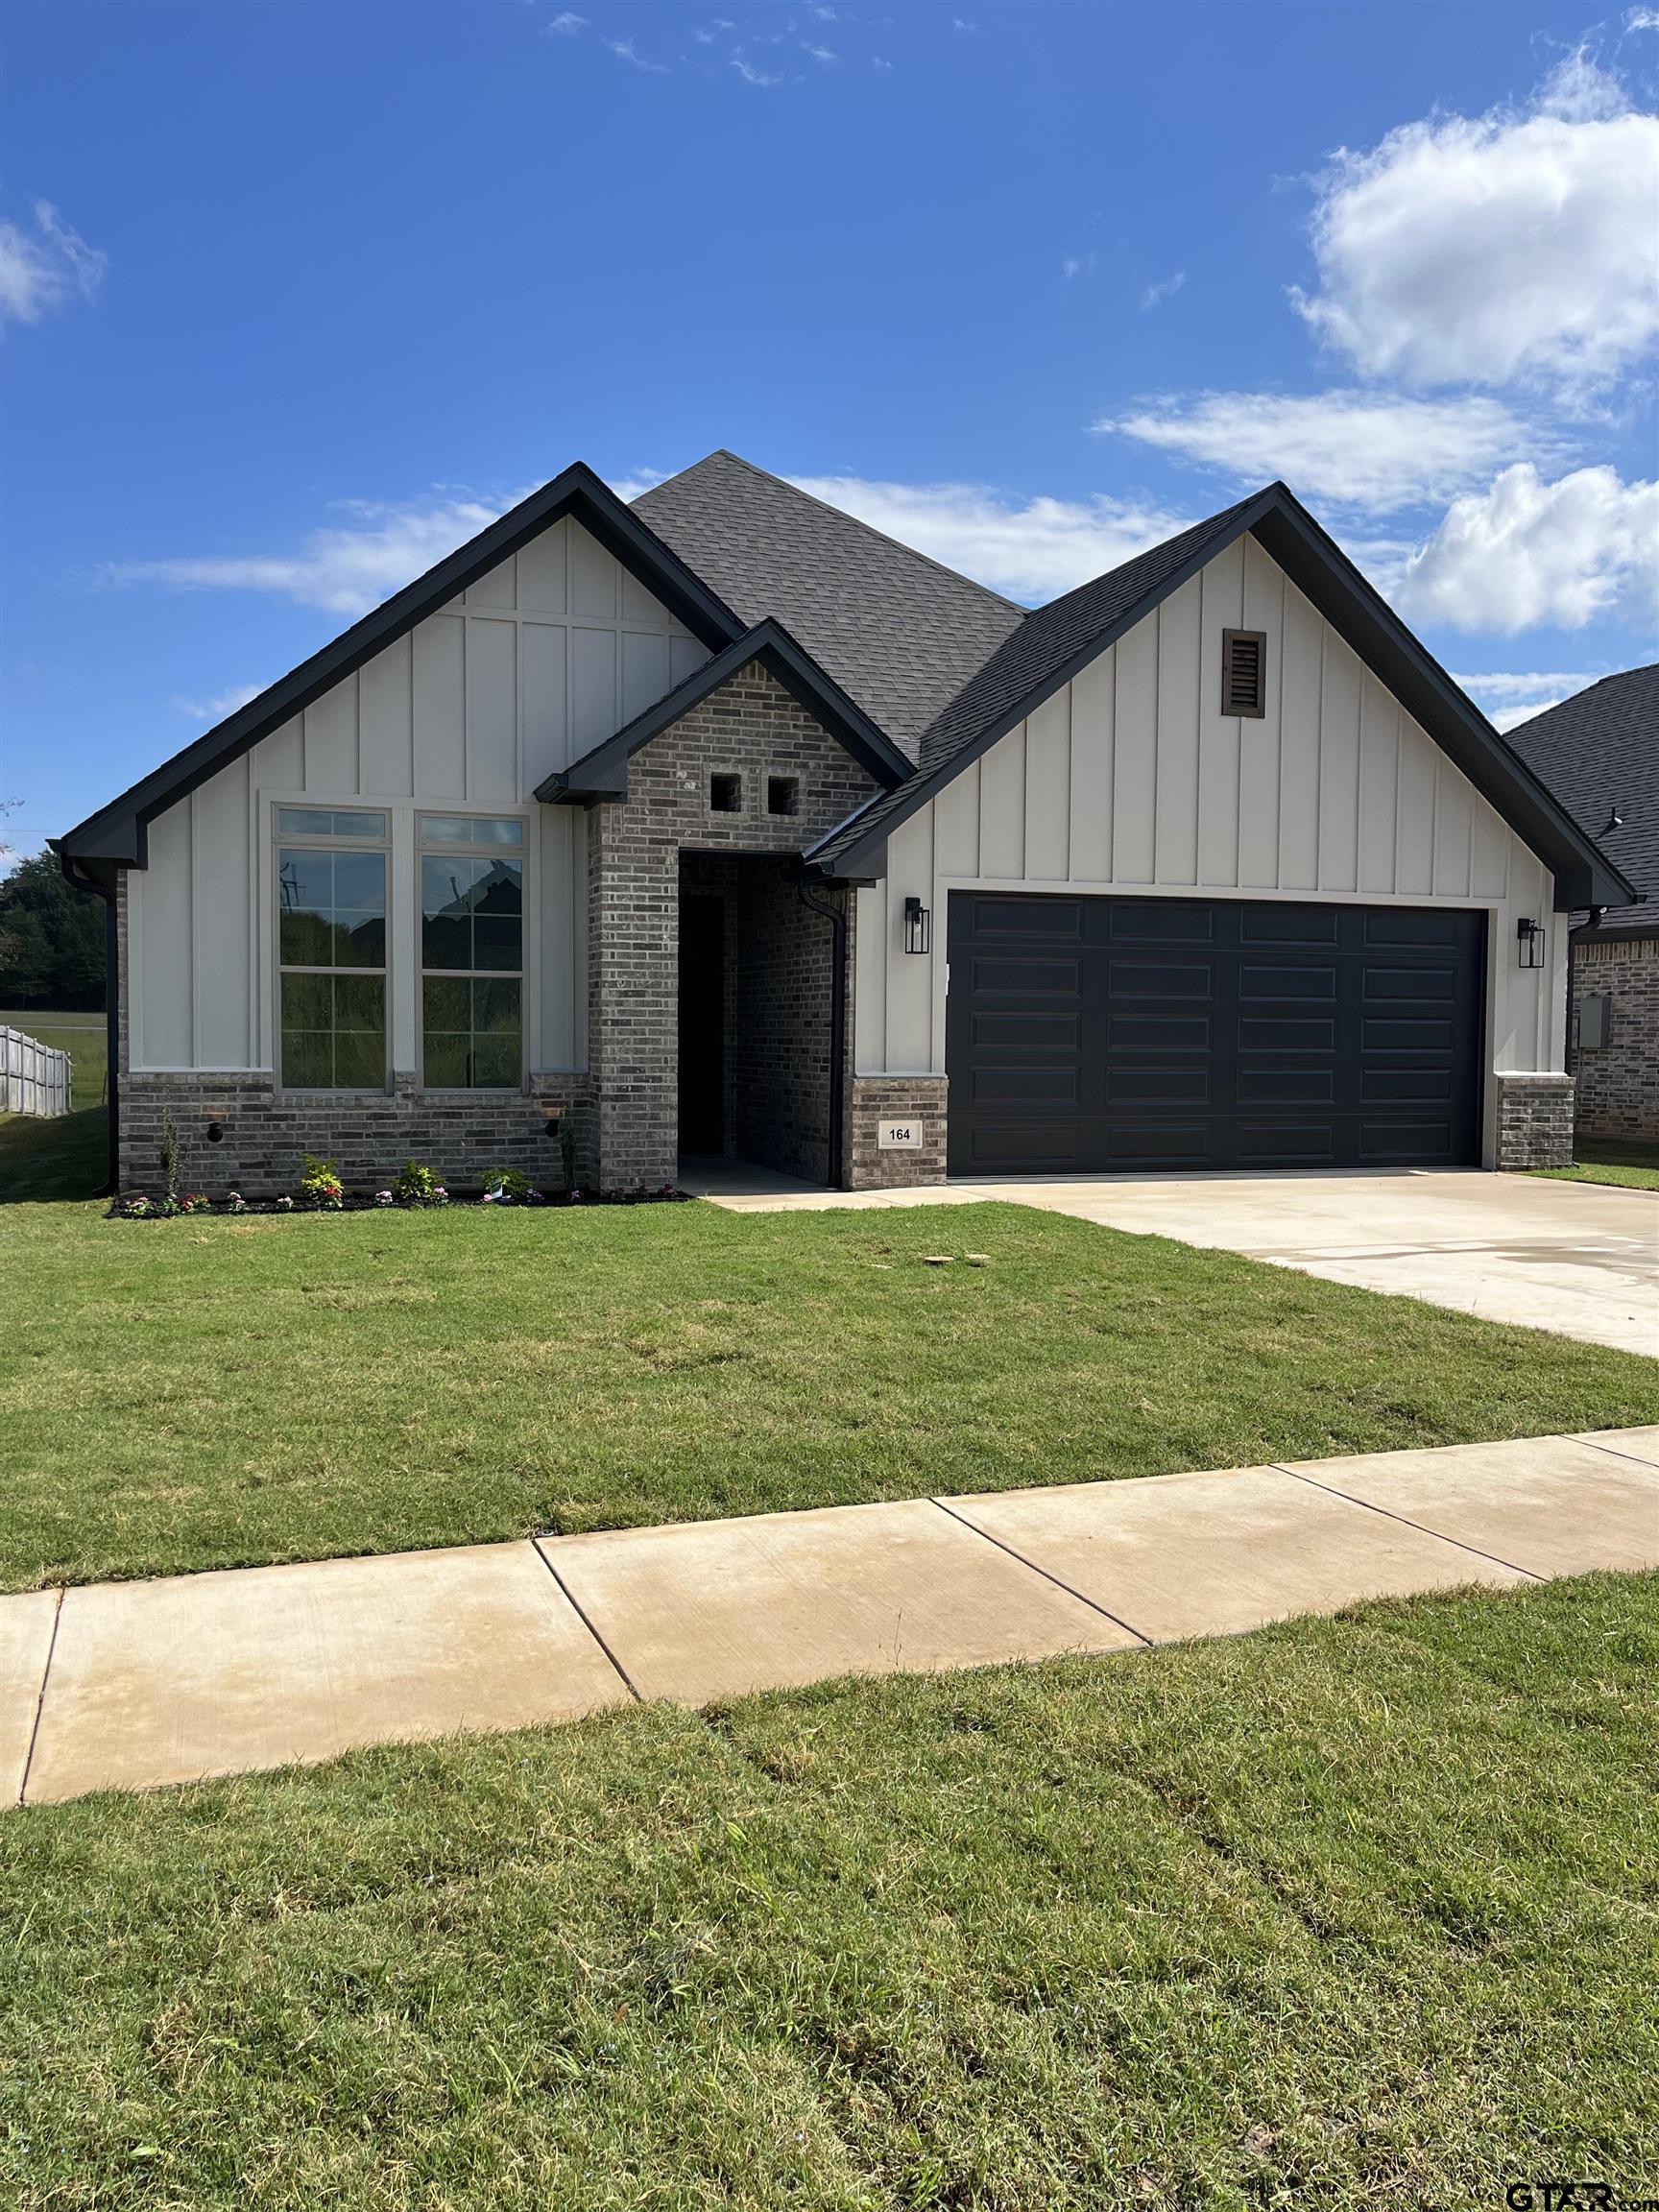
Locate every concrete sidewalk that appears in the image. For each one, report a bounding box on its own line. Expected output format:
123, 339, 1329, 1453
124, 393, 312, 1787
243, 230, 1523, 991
6, 1427, 1655, 1808
681, 1163, 1659, 1358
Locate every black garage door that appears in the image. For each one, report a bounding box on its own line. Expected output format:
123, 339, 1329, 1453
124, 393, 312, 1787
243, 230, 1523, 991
947, 892, 1485, 1174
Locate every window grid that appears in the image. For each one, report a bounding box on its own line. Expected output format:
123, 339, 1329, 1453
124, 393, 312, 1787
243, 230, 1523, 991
419, 817, 525, 1091
275, 824, 389, 1094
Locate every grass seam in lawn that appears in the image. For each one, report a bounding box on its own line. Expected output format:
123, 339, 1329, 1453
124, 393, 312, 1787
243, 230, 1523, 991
1270, 1463, 1549, 1582
927, 1495, 1153, 1645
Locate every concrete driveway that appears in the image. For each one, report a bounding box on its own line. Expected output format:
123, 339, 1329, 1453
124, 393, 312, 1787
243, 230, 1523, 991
689, 1164, 1659, 1357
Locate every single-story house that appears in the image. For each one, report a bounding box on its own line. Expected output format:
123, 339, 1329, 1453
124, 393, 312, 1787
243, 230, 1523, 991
57, 450, 1633, 1196
1506, 663, 1657, 1143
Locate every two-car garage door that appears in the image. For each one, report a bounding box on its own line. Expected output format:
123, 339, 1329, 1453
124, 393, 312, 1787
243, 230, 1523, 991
946, 892, 1485, 1174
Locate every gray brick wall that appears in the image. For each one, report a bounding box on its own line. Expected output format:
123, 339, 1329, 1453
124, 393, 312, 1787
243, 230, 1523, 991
1495, 1072, 1575, 1169
734, 862, 847, 1186
848, 1075, 950, 1189
585, 662, 878, 1191
1573, 936, 1659, 1141
119, 1070, 586, 1200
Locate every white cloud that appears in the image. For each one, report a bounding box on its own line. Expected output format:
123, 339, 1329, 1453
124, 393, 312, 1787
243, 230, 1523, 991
1453, 669, 1601, 730
1097, 389, 1555, 511
0, 200, 106, 325
173, 683, 264, 725
731, 52, 785, 85
1396, 463, 1659, 634
786, 475, 1193, 603
544, 11, 584, 31
1140, 271, 1186, 311
802, 41, 836, 62
608, 36, 667, 71
1061, 252, 1097, 281
106, 490, 532, 617
1293, 54, 1659, 391
1627, 7, 1659, 27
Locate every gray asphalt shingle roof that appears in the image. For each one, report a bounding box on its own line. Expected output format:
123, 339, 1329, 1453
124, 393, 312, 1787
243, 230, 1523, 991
806, 492, 1266, 869
633, 451, 1024, 759
1505, 665, 1658, 923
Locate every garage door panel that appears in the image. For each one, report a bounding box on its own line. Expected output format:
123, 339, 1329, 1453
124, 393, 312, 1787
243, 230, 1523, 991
948, 892, 1483, 1174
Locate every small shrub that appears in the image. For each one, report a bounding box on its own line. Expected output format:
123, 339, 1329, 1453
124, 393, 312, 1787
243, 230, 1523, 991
227, 1192, 247, 1214
297, 1154, 345, 1210
117, 1192, 152, 1218
276, 1194, 294, 1212
391, 1161, 447, 1207
178, 1191, 211, 1215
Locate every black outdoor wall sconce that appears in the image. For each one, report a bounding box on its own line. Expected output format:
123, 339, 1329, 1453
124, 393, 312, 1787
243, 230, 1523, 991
1516, 917, 1545, 969
903, 897, 931, 955
206, 1121, 224, 1143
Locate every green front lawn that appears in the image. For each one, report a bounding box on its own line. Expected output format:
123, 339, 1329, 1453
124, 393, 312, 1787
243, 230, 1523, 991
2, 1192, 1656, 1593
5, 1572, 1655, 2209
1532, 1139, 1659, 1191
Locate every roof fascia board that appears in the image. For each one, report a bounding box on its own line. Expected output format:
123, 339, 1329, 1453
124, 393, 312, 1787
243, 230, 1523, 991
1248, 500, 1636, 909
541, 619, 914, 803
60, 464, 747, 866
808, 492, 1278, 877
812, 486, 1635, 908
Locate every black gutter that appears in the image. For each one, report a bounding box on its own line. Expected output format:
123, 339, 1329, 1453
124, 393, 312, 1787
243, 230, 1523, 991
797, 878, 848, 1190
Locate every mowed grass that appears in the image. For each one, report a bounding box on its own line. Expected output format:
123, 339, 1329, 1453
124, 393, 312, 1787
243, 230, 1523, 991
2, 1192, 1656, 1593
4, 1573, 1656, 2209
1532, 1138, 1659, 1191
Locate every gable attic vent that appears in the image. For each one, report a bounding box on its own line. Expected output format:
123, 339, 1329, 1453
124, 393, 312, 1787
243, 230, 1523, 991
1221, 629, 1266, 718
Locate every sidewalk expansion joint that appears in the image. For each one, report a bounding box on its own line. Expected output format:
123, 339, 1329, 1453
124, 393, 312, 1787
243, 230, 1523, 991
1573, 1434, 1659, 1472
1269, 1466, 1546, 1583
532, 1544, 643, 1702
17, 1589, 64, 1809
926, 1497, 1153, 1647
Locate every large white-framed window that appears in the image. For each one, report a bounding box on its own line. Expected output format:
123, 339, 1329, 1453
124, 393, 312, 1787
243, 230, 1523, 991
418, 813, 525, 1089
275, 807, 390, 1091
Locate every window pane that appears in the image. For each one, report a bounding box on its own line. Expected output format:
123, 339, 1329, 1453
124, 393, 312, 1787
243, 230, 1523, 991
331, 852, 386, 909
421, 855, 478, 969
472, 915, 521, 971
333, 1023, 384, 1090
474, 977, 520, 1036
422, 1029, 469, 1088
280, 971, 332, 1029
277, 849, 334, 916
419, 814, 523, 846
279, 908, 341, 967
280, 1029, 332, 1091
337, 914, 386, 968
277, 807, 386, 838
471, 1035, 519, 1089
334, 974, 384, 1032
422, 975, 469, 1031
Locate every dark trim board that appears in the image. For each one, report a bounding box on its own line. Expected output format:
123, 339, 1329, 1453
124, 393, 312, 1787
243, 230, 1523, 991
58, 464, 747, 879
946, 889, 1488, 1175
808, 486, 1634, 910
541, 620, 913, 803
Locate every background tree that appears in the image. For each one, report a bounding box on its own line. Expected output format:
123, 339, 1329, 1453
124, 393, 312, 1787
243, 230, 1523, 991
0, 848, 107, 1010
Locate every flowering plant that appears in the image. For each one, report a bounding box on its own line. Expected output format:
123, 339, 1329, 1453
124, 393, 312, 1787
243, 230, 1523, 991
374, 1190, 394, 1207
227, 1191, 247, 1214
178, 1191, 211, 1215
482, 1165, 535, 1205
298, 1154, 345, 1210
276, 1193, 294, 1212
391, 1161, 446, 1205
117, 1192, 152, 1217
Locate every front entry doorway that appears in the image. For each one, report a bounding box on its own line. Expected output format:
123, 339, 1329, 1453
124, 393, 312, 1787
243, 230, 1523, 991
678, 890, 726, 1155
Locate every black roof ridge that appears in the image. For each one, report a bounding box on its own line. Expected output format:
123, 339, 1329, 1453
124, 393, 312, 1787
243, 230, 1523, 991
538, 615, 913, 803
58, 462, 746, 875
674, 448, 1028, 615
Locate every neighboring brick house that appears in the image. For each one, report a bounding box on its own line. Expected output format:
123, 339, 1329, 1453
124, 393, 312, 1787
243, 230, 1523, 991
1508, 665, 1657, 1144
58, 452, 1632, 1196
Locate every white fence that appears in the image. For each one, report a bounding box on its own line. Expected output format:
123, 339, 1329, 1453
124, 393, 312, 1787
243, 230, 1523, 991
0, 1026, 72, 1118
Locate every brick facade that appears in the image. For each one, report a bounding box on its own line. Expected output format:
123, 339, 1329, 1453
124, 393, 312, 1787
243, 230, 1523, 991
119, 1070, 588, 1200
1495, 1072, 1575, 1169
1572, 934, 1659, 1141
584, 662, 878, 1191
848, 1075, 950, 1189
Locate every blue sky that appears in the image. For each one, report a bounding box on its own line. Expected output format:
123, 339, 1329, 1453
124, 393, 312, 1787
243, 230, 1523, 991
3, 0, 1655, 863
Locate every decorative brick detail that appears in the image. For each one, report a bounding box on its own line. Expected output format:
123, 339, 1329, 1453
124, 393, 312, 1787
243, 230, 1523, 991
848, 1075, 949, 1189
585, 662, 878, 1192
1495, 1072, 1575, 1169
117, 1070, 588, 1200
1573, 935, 1659, 1141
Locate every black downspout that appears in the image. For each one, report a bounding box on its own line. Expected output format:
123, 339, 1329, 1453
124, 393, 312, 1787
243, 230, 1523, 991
797, 878, 847, 1190
103, 889, 119, 1196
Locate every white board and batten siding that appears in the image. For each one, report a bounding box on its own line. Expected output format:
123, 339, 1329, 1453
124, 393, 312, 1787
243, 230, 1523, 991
854, 535, 1567, 1166
127, 516, 709, 1076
